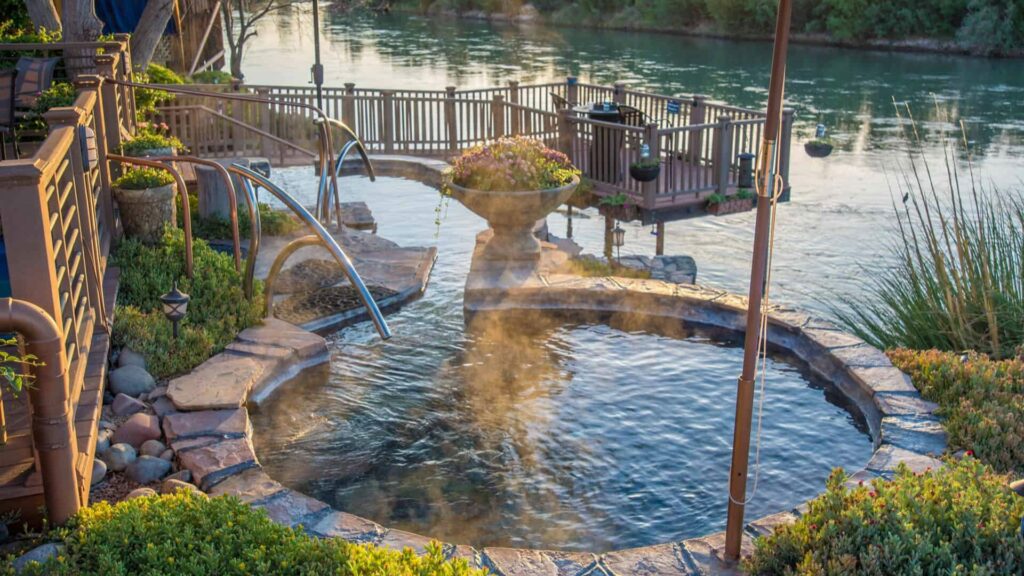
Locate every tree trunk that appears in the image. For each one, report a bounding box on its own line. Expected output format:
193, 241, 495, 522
130, 0, 175, 70
24, 0, 62, 32
61, 0, 104, 42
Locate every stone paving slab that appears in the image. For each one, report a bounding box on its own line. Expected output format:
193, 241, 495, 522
162, 408, 250, 443
253, 489, 331, 528
177, 437, 259, 490
483, 547, 597, 576
879, 415, 947, 455
866, 444, 943, 476
206, 467, 286, 503
849, 366, 917, 394
681, 532, 748, 576
236, 318, 327, 360
310, 511, 384, 543
874, 392, 940, 417
746, 510, 800, 538
167, 354, 265, 411
600, 542, 691, 576
378, 528, 438, 555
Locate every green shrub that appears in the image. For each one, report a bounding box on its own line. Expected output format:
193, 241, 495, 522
889, 348, 1024, 476
18, 82, 76, 132
112, 167, 175, 190
145, 63, 185, 86
9, 491, 486, 575
745, 458, 1024, 575
119, 128, 184, 157
0, 337, 40, 397
112, 228, 263, 378
190, 201, 301, 240
958, 0, 1024, 55
190, 69, 234, 84
111, 306, 215, 379
133, 69, 175, 121
0, 2, 31, 30
834, 119, 1024, 359
0, 21, 60, 43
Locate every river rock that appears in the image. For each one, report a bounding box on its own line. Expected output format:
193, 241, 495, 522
102, 443, 136, 472
112, 393, 146, 417
165, 469, 192, 483
118, 348, 147, 370
126, 487, 157, 499
91, 458, 107, 485
109, 365, 156, 397
126, 456, 172, 484
95, 428, 113, 455
112, 413, 161, 448
140, 439, 167, 458
152, 396, 177, 418
1011, 479, 1024, 497
161, 479, 205, 496
12, 543, 63, 573
160, 449, 174, 461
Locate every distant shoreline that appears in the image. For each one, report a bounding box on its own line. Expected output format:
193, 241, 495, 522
379, 6, 1023, 59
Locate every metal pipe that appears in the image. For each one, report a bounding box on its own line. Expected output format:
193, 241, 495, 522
107, 154, 194, 279
311, 0, 324, 111
239, 178, 262, 301
264, 235, 323, 318
227, 164, 392, 340
724, 0, 793, 561
142, 155, 243, 273
0, 298, 79, 525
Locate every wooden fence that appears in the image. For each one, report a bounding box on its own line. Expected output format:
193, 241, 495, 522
155, 78, 794, 212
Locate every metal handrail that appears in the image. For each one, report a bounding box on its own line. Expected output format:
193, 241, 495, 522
227, 164, 391, 340
315, 117, 376, 229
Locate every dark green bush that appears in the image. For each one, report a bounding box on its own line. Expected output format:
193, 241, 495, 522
112, 306, 215, 379
9, 491, 486, 575
189, 70, 234, 84
146, 63, 185, 86
112, 228, 263, 378
181, 190, 301, 240
119, 128, 184, 157
889, 348, 1024, 476
745, 458, 1024, 575
18, 82, 77, 132
958, 0, 1024, 55
111, 167, 176, 190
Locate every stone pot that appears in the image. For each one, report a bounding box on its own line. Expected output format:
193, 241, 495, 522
706, 197, 754, 216
130, 146, 175, 158
447, 175, 580, 260
114, 183, 177, 244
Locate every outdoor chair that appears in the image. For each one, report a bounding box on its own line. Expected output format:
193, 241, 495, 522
618, 105, 657, 127
14, 56, 60, 111
550, 92, 572, 111
0, 69, 18, 160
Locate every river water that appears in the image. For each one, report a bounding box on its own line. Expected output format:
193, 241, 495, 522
244, 7, 1019, 552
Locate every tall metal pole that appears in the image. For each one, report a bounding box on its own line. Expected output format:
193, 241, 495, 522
724, 0, 793, 561
311, 0, 324, 111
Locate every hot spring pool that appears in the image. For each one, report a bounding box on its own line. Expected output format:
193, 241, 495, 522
250, 169, 873, 551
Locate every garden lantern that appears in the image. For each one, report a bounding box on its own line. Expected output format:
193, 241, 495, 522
159, 281, 190, 339
612, 222, 625, 262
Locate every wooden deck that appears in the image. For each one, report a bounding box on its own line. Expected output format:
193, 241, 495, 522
0, 268, 118, 524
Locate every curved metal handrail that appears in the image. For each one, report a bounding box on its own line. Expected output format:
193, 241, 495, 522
238, 177, 262, 300
227, 164, 392, 340
263, 235, 323, 319
315, 117, 376, 228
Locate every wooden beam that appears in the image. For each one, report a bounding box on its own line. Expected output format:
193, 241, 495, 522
189, 0, 222, 77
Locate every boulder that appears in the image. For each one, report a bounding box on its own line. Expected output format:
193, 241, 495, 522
108, 365, 156, 397
112, 413, 161, 448
126, 456, 172, 484
126, 487, 158, 499
118, 348, 147, 370
91, 458, 107, 486
12, 543, 64, 573
111, 393, 146, 417
101, 443, 136, 472
140, 439, 167, 458
161, 479, 205, 496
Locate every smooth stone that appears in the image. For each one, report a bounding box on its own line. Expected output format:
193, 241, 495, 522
126, 487, 157, 499
140, 439, 167, 458
12, 543, 64, 573
95, 428, 113, 455
101, 443, 136, 472
91, 458, 107, 486
152, 397, 177, 417
1010, 479, 1024, 497
165, 469, 192, 484
98, 419, 115, 431
206, 468, 284, 503
149, 385, 168, 400
310, 511, 383, 543
160, 449, 175, 461
167, 354, 264, 411
118, 348, 147, 370
112, 413, 162, 449
483, 547, 596, 576
162, 409, 249, 443
161, 479, 205, 496
866, 445, 944, 475
108, 365, 156, 397
126, 456, 172, 484
176, 437, 258, 490
378, 528, 436, 556
111, 393, 146, 417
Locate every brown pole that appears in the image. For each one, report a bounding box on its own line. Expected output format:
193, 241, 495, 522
724, 0, 793, 561
0, 298, 80, 525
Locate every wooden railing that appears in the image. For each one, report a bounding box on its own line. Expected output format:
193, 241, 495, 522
156, 78, 794, 209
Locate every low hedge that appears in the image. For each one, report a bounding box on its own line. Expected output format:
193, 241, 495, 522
9, 491, 486, 575
112, 228, 263, 378
888, 348, 1024, 477
745, 458, 1024, 575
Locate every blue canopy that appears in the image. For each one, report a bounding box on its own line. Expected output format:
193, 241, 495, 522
96, 0, 177, 35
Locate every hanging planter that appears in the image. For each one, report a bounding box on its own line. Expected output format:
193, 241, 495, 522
804, 139, 834, 158
629, 158, 661, 182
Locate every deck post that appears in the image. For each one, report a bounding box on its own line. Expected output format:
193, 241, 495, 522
112, 34, 137, 133
713, 115, 733, 196
613, 81, 627, 105
381, 90, 395, 153
445, 86, 458, 153
778, 107, 795, 201
566, 77, 578, 106
508, 81, 521, 135
688, 94, 707, 162
256, 87, 272, 159
342, 83, 356, 127
75, 76, 114, 254
642, 122, 660, 210
556, 107, 575, 161
94, 55, 124, 179
656, 222, 665, 255
492, 94, 506, 139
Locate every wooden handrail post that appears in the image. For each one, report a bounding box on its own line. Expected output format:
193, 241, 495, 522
688, 94, 707, 163
508, 81, 521, 136
642, 123, 660, 210
713, 115, 733, 195
256, 88, 272, 159
94, 55, 124, 174
556, 107, 575, 161
778, 107, 795, 201
342, 83, 356, 128
566, 76, 578, 106
613, 81, 628, 105
492, 94, 506, 139
445, 86, 458, 153
381, 91, 395, 153
74, 75, 115, 255
111, 36, 138, 132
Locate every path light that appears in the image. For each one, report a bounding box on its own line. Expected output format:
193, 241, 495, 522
160, 281, 190, 339
612, 222, 625, 262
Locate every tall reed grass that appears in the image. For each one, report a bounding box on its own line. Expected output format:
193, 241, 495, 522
834, 105, 1024, 359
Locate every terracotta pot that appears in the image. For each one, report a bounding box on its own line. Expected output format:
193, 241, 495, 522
114, 183, 177, 244
706, 197, 754, 216
447, 176, 580, 260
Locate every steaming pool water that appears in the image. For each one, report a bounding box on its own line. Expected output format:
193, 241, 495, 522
250, 169, 873, 551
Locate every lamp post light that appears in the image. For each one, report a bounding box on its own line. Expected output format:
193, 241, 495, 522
612, 222, 625, 263
159, 281, 190, 339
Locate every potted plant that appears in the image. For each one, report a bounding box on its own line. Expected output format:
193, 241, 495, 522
120, 126, 183, 158
629, 157, 661, 182
706, 189, 755, 216
112, 167, 177, 244
804, 123, 834, 158
444, 136, 580, 260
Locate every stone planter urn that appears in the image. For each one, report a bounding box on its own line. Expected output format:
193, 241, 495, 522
706, 197, 754, 216
114, 183, 177, 244
447, 175, 580, 260
132, 146, 175, 158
